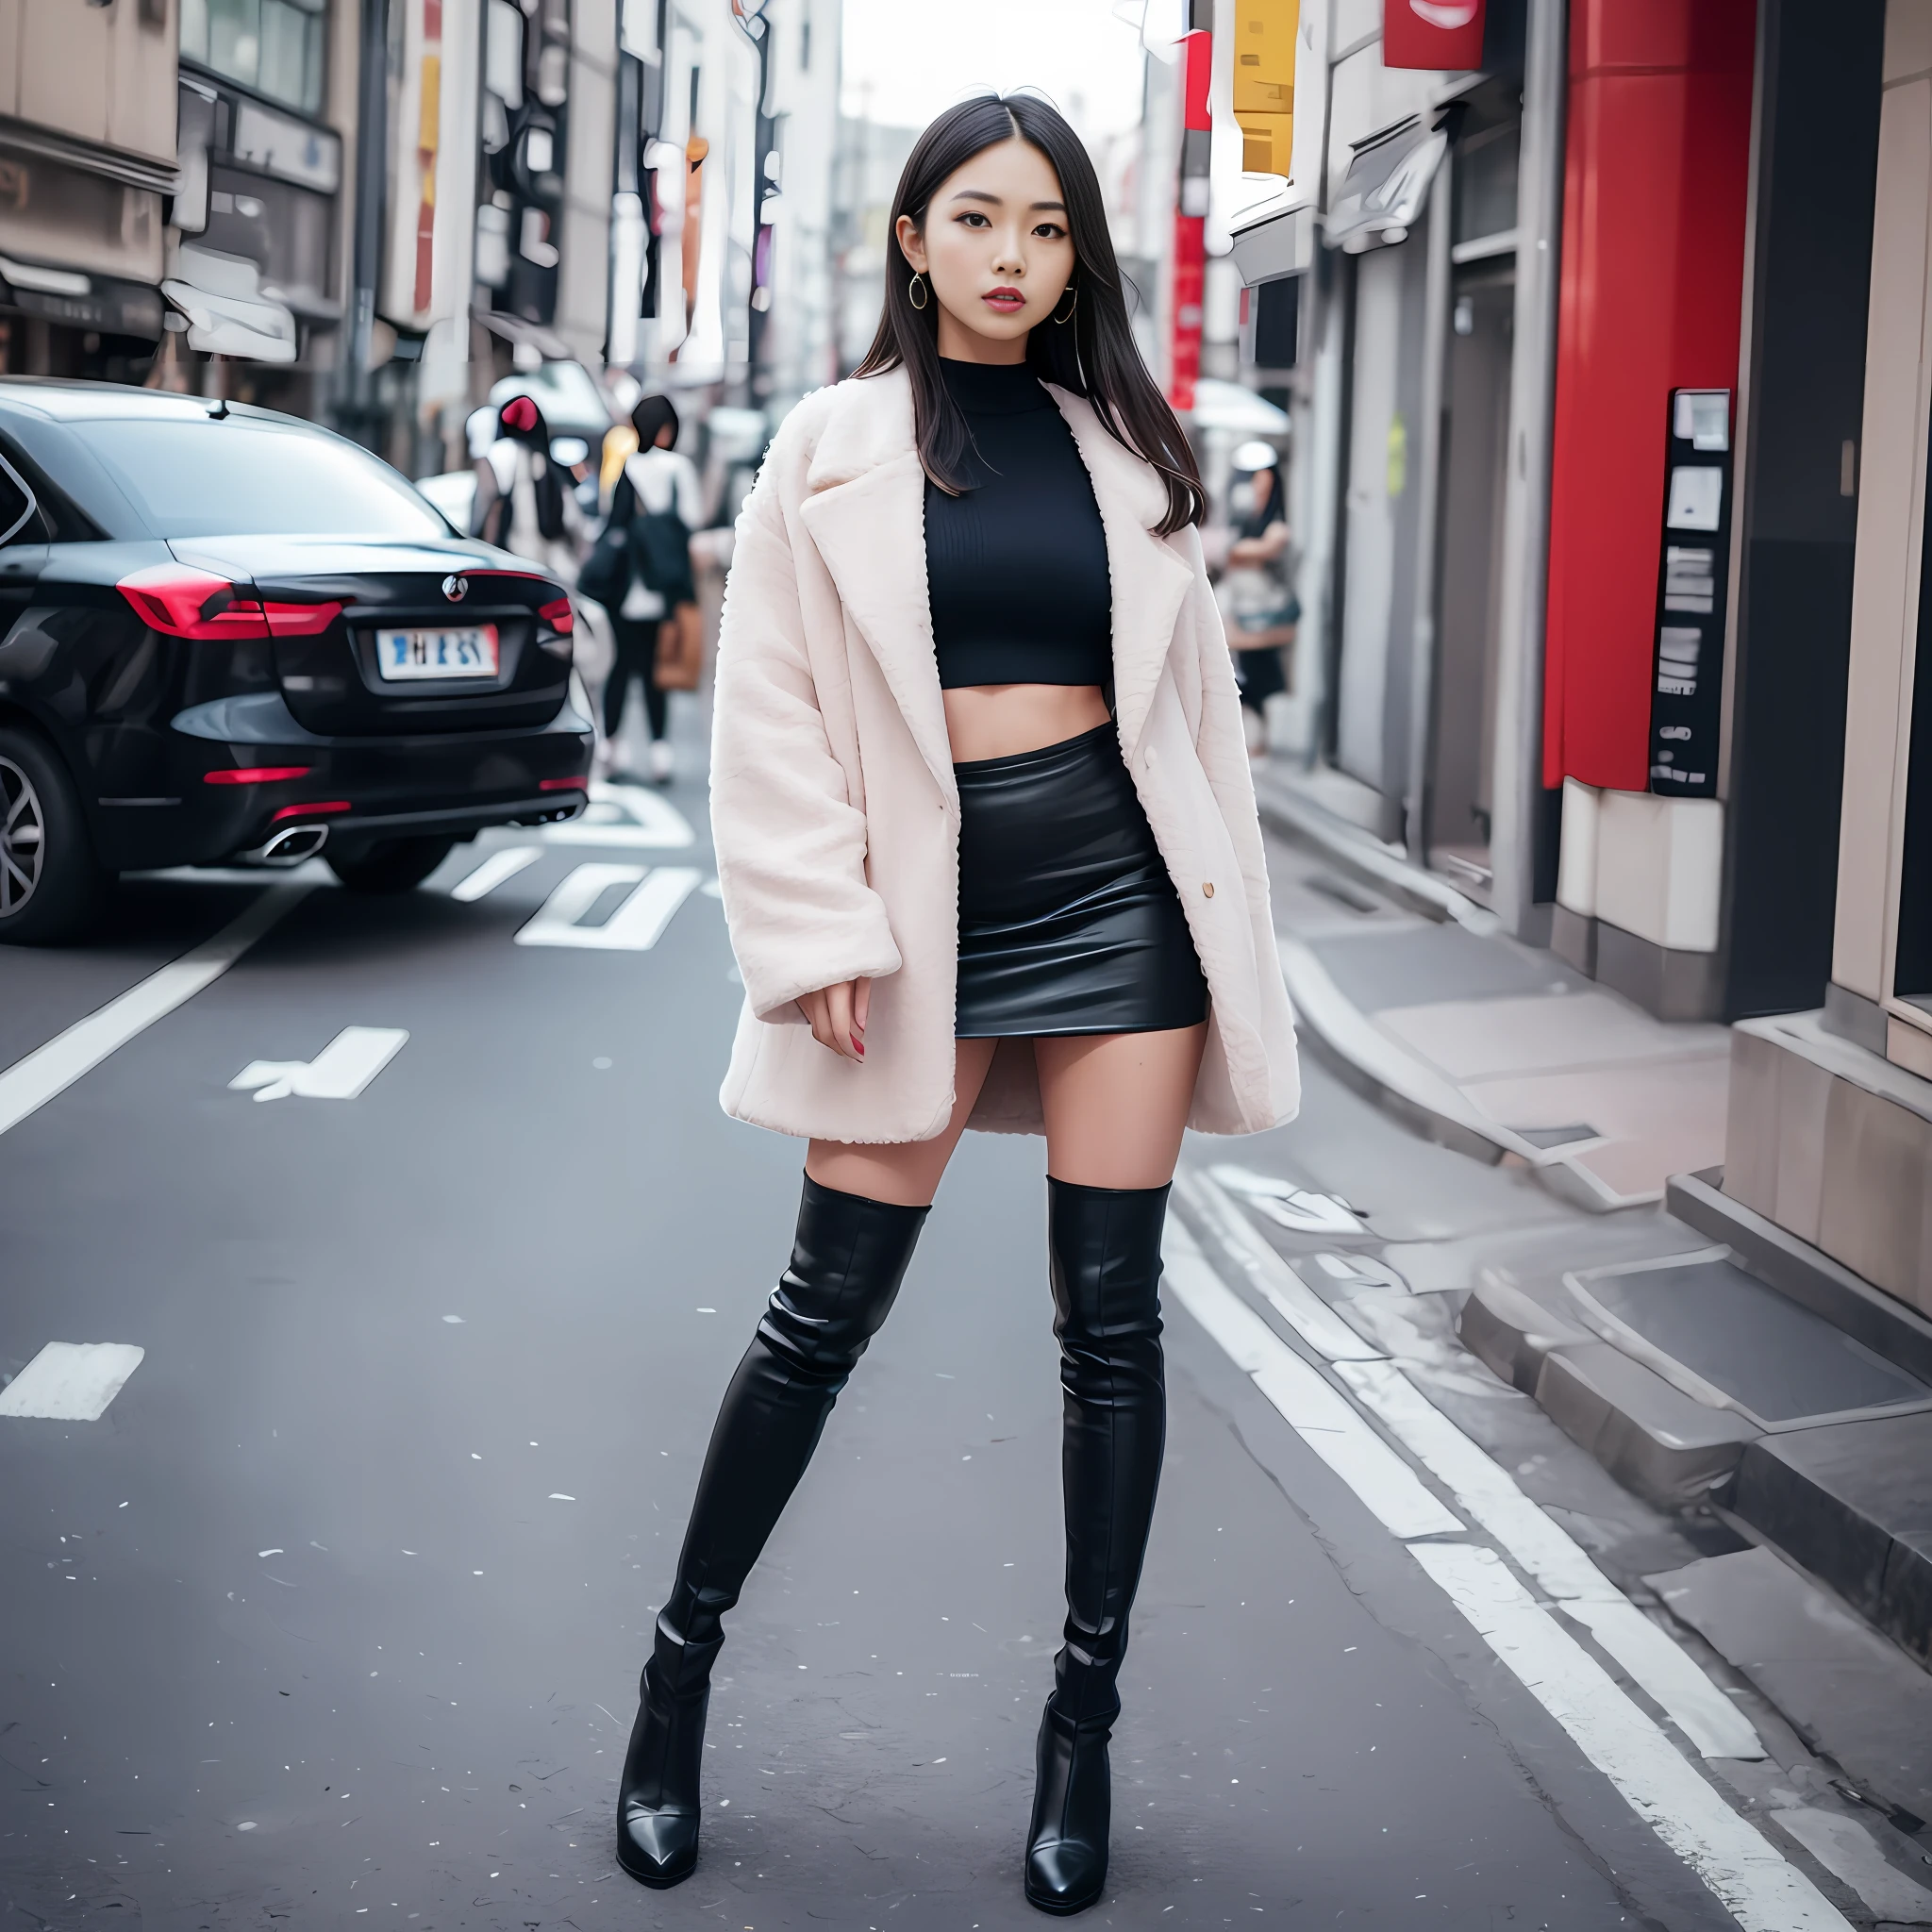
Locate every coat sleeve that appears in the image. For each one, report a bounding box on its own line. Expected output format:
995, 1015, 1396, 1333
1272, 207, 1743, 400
1178, 527, 1274, 906
709, 445, 904, 1024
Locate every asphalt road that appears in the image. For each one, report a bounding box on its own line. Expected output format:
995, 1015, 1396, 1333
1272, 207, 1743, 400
0, 720, 1856, 1930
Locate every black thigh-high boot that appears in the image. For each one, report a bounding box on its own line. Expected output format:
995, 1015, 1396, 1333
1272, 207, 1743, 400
1024, 1178, 1170, 1916
616, 1176, 928, 1889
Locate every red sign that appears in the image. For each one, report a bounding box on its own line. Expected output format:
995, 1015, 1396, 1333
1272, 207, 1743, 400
1382, 0, 1486, 70
1181, 28, 1212, 132
1169, 212, 1205, 413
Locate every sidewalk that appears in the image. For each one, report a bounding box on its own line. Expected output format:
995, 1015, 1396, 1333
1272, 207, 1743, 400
1252, 758, 1932, 1829
1254, 762, 1731, 1211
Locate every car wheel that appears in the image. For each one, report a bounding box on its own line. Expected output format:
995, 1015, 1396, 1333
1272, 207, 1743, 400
325, 836, 458, 893
0, 725, 107, 945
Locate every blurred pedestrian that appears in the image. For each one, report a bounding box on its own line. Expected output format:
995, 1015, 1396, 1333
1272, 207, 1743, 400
597, 393, 703, 785
471, 393, 588, 587
1219, 440, 1299, 758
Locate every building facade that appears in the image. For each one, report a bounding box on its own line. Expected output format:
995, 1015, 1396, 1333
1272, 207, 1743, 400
1226, 0, 1930, 1323
1, 0, 181, 383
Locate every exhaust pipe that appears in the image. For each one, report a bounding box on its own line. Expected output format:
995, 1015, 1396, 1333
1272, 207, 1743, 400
242, 823, 330, 867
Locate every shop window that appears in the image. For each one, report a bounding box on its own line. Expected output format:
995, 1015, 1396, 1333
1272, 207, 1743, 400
181, 0, 327, 119
1454, 121, 1520, 246
1895, 565, 1932, 1012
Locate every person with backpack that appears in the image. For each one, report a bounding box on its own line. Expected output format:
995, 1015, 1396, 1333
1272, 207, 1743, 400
590, 393, 704, 784
470, 393, 587, 585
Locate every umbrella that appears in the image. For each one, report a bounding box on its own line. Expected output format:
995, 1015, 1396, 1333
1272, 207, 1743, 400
1188, 378, 1291, 433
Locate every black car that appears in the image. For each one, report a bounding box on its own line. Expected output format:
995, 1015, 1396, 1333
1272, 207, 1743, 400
0, 378, 594, 942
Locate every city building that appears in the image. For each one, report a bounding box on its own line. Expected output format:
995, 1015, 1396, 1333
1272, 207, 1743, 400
1, 0, 181, 383
1225, 0, 1928, 1324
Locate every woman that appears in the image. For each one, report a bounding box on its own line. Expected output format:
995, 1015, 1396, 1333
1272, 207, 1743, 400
470, 393, 586, 584
1219, 441, 1298, 758
603, 393, 703, 783
617, 93, 1299, 1914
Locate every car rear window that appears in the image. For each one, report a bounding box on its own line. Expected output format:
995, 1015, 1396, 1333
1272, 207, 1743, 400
63, 416, 448, 540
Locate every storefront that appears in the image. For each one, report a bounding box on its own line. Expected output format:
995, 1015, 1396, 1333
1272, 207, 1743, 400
0, 0, 177, 383
168, 64, 345, 412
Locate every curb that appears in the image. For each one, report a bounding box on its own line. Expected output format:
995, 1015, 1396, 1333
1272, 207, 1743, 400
1253, 771, 1502, 934
1276, 935, 1638, 1212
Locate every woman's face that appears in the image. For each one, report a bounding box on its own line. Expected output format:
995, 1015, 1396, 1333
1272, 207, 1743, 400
895, 136, 1075, 358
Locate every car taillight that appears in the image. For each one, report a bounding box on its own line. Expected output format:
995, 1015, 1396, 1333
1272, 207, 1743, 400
204, 766, 313, 785
263, 599, 344, 636
538, 775, 586, 791
538, 596, 574, 635
272, 800, 352, 821
118, 567, 343, 640
120, 564, 270, 640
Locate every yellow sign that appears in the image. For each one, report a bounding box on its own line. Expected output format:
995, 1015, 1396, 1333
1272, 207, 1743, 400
1232, 0, 1300, 178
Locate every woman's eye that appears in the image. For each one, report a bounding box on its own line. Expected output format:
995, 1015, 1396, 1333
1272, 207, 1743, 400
1033, 223, 1066, 240
958, 211, 990, 227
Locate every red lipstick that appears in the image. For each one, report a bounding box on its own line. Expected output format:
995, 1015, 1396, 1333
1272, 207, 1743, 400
982, 285, 1025, 312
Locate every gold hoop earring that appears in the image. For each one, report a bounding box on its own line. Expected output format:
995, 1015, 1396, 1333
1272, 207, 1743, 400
908, 272, 929, 311
1052, 285, 1078, 325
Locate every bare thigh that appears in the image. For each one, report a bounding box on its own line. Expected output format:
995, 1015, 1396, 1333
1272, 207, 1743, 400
1036, 1024, 1208, 1191
805, 1037, 1001, 1208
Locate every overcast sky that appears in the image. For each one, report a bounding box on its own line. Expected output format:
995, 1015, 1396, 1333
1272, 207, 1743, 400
838, 0, 1149, 139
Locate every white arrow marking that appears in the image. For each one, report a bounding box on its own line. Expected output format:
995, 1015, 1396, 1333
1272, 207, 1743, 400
515, 864, 702, 951
230, 1026, 409, 1102
0, 1342, 145, 1420
449, 845, 541, 901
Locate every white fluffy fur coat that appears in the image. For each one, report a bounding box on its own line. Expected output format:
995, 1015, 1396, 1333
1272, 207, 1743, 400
709, 364, 1300, 1144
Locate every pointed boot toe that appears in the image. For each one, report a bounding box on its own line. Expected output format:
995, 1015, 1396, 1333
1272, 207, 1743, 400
617, 1796, 701, 1889
1024, 1834, 1108, 1915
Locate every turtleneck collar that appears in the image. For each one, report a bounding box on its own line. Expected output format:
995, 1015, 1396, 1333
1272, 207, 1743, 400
937, 356, 1051, 416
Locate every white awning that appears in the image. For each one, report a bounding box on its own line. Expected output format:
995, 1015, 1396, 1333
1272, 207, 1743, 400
1325, 117, 1449, 254
160, 279, 297, 362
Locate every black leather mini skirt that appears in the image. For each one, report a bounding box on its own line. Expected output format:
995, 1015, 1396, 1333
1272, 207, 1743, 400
953, 723, 1209, 1039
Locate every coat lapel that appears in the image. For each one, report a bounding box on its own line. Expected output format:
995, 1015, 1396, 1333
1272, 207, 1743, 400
1047, 387, 1198, 760
793, 368, 1197, 799
796, 372, 958, 805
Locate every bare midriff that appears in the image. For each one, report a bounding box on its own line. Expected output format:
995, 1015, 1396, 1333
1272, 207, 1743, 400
942, 683, 1112, 763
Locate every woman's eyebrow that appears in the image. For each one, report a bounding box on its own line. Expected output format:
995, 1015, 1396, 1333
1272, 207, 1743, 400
946, 189, 1069, 213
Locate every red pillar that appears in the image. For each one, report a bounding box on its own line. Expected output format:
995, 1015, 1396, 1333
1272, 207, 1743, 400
1542, 0, 1757, 791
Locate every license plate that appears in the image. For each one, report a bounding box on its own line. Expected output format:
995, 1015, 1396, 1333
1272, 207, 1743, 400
375, 625, 499, 680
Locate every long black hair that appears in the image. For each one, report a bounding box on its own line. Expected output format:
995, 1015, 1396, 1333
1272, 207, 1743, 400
631, 392, 680, 450
495, 392, 566, 543
853, 92, 1205, 535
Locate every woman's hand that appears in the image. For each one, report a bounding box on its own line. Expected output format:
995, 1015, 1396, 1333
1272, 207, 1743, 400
797, 977, 872, 1061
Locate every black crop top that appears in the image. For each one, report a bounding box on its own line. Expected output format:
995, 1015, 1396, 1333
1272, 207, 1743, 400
924, 358, 1113, 690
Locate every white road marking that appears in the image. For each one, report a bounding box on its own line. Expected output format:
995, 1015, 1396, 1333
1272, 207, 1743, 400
1412, 1543, 1852, 1932
0, 885, 310, 1138
1169, 1209, 1828, 1927
515, 863, 702, 951
1176, 1172, 1383, 1361
1772, 1807, 1932, 1921
1209, 1162, 1365, 1234
1162, 1221, 1461, 1539
1335, 1357, 1763, 1759
448, 845, 541, 901
541, 782, 694, 849
0, 1342, 145, 1420
230, 1026, 409, 1102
